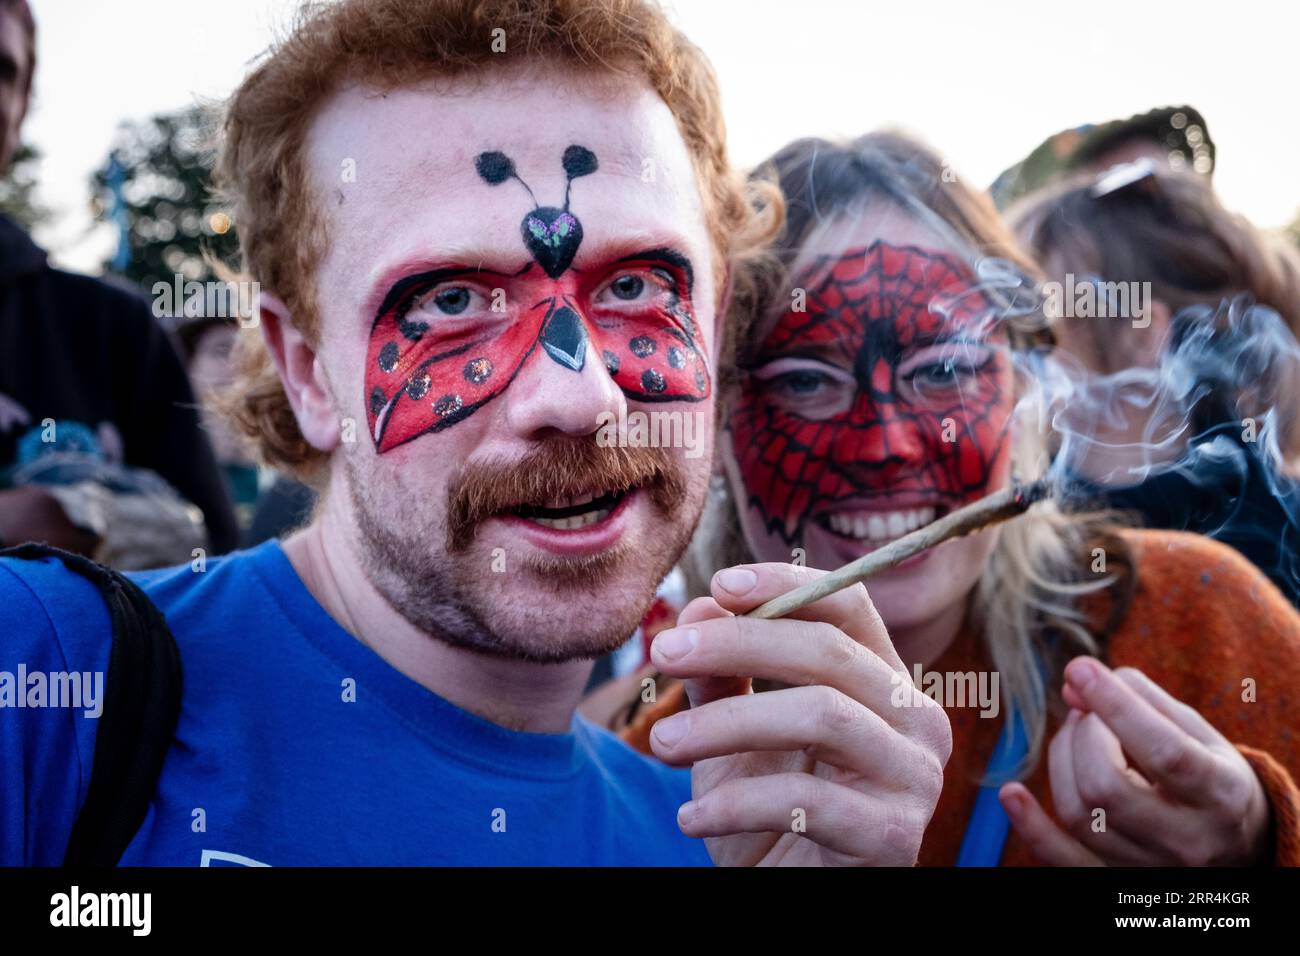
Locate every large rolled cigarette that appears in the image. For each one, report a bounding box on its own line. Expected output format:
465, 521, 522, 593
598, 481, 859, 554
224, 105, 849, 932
745, 480, 1050, 620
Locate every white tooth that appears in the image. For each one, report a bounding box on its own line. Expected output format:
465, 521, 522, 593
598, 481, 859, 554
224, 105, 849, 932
574, 492, 594, 507
887, 512, 906, 537
830, 514, 850, 535
920, 507, 935, 526
905, 510, 920, 532
592, 508, 610, 522
868, 515, 887, 539
850, 515, 866, 538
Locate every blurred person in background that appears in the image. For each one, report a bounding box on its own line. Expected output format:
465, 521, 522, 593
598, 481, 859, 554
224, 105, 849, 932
0, 0, 238, 566
175, 313, 318, 545
991, 105, 1215, 210
176, 316, 261, 525
1009, 164, 1300, 605
613, 131, 1300, 866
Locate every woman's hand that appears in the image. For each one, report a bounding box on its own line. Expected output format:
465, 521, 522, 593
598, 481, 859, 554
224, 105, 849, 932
648, 562, 952, 866
1000, 658, 1271, 866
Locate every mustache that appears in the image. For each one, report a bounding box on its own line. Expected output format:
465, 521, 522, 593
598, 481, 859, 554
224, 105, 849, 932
446, 438, 687, 552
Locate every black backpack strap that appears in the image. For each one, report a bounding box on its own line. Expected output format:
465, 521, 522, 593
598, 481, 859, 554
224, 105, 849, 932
0, 543, 182, 866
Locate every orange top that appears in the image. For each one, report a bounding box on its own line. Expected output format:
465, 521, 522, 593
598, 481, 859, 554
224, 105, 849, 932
619, 529, 1300, 865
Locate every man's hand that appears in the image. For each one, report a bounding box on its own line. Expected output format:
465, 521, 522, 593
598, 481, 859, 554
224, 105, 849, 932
648, 563, 952, 866
1000, 658, 1271, 866
0, 486, 99, 555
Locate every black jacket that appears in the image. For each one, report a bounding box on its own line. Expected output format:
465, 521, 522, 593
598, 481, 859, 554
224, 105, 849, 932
0, 215, 238, 553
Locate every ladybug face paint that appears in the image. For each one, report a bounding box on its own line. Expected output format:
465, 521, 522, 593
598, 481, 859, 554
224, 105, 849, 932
729, 242, 1013, 544
364, 146, 710, 453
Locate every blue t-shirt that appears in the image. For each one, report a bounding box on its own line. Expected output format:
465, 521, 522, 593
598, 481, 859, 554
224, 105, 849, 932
0, 541, 711, 866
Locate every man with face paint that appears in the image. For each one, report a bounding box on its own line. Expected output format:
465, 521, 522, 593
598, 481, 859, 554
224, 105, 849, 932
0, 0, 951, 867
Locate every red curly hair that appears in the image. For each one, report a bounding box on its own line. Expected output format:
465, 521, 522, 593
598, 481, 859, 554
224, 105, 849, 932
214, 0, 780, 482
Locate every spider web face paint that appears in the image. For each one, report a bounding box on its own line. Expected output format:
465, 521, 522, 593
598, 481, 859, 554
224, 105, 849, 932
364, 145, 710, 453
729, 242, 1013, 544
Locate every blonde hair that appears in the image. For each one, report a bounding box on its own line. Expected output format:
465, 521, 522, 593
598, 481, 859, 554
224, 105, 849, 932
689, 131, 1133, 776
213, 0, 780, 483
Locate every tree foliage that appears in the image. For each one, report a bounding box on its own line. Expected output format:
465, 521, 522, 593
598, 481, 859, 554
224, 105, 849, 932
92, 104, 238, 294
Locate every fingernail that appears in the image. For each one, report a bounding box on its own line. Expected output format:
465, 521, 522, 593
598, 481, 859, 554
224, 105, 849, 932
716, 567, 757, 595
677, 800, 697, 829
654, 713, 689, 748
1069, 658, 1100, 692
654, 627, 698, 661
1001, 789, 1022, 814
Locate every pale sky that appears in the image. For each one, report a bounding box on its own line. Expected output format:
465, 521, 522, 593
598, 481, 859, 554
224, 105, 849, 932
22, 0, 1300, 271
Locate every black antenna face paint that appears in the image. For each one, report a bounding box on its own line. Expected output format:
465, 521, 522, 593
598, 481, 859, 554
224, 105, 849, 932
475, 145, 599, 281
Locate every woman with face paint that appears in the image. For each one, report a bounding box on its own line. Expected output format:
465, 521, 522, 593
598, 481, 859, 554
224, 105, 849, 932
620, 131, 1300, 866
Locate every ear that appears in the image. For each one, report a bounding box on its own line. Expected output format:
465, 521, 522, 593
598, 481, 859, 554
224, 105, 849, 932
257, 292, 341, 453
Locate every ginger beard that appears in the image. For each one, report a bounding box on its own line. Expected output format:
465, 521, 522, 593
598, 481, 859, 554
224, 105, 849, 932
346, 140, 715, 664
726, 240, 1015, 632
346, 436, 710, 664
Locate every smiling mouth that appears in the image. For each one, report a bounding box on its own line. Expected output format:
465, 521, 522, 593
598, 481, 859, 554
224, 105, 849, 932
509, 487, 631, 531
814, 504, 946, 547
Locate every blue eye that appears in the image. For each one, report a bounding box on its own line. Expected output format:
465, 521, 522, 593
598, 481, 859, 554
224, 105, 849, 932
433, 287, 471, 315
611, 275, 645, 300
